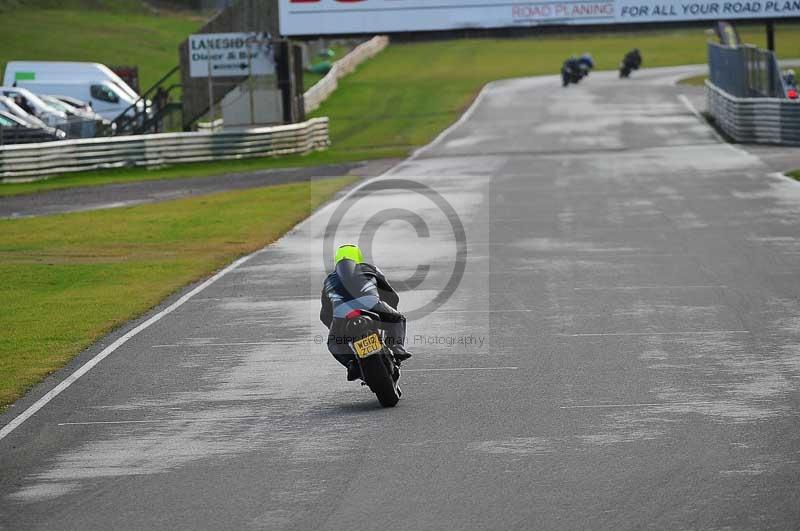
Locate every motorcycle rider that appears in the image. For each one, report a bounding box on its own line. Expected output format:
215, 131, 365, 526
784, 69, 796, 88
561, 53, 593, 87
320, 244, 413, 381
621, 48, 642, 76
577, 52, 594, 73
561, 56, 582, 86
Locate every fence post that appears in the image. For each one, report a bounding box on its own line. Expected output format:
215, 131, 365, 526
766, 20, 775, 52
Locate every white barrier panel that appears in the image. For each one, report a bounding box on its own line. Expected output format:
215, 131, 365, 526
0, 118, 330, 181
280, 0, 800, 36
304, 36, 389, 114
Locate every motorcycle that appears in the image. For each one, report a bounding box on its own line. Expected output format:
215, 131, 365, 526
619, 51, 642, 78
562, 60, 592, 87
345, 309, 402, 407
561, 64, 586, 87
619, 61, 638, 78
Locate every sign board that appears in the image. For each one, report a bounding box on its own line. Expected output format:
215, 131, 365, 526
189, 32, 275, 78
279, 0, 800, 36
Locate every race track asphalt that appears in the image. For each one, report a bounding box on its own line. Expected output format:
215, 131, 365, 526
1, 66, 799, 530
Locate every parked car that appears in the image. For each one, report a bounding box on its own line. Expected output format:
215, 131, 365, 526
0, 86, 67, 127
52, 95, 93, 113
0, 109, 66, 143
3, 62, 147, 121
40, 95, 96, 120
0, 94, 50, 129
0, 109, 25, 127
39, 94, 114, 137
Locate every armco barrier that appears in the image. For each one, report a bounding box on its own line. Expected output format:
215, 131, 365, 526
706, 81, 800, 146
304, 36, 389, 114
708, 42, 784, 98
0, 117, 329, 180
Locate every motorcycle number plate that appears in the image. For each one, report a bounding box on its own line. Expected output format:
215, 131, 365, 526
354, 334, 382, 358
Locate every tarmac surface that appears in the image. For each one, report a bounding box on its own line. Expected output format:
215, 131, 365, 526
2, 66, 800, 530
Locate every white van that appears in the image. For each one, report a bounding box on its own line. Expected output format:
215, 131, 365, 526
3, 61, 146, 121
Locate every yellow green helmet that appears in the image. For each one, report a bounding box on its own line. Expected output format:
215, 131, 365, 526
334, 244, 363, 265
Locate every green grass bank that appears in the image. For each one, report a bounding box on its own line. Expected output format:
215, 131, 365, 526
0, 5, 202, 92
0, 176, 355, 409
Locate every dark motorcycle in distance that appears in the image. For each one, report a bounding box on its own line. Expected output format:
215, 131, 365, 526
620, 49, 642, 78
345, 309, 402, 407
561, 54, 594, 87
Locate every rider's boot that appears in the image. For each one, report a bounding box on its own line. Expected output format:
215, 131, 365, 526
390, 345, 413, 364
346, 360, 362, 381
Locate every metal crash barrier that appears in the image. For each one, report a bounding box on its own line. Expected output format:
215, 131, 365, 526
706, 82, 800, 145
706, 42, 799, 146
0, 117, 329, 180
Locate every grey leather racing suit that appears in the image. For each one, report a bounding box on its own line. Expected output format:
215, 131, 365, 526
320, 260, 406, 368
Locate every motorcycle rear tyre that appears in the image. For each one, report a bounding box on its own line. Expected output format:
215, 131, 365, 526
361, 353, 400, 407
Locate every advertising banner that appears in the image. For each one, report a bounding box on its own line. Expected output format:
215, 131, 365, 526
279, 0, 800, 36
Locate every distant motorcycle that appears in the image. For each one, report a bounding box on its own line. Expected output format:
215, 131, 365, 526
620, 49, 642, 78
562, 53, 594, 87
344, 309, 402, 407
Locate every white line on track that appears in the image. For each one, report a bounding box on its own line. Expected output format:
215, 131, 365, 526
561, 399, 774, 409
572, 285, 726, 290
558, 331, 750, 337
152, 342, 273, 348
402, 367, 518, 372
0, 254, 256, 442
563, 402, 703, 409
434, 309, 535, 313
406, 82, 491, 161
677, 93, 704, 119
58, 416, 274, 426
676, 93, 752, 157
771, 171, 800, 189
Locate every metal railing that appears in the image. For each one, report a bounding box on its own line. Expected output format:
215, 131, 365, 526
708, 42, 786, 98
0, 117, 329, 180
112, 65, 182, 136
706, 82, 800, 145
706, 42, 799, 146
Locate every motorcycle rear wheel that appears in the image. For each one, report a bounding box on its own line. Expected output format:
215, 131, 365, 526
360, 352, 400, 407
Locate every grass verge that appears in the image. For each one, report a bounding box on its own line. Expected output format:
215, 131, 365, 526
0, 7, 202, 92
788, 170, 800, 181
0, 176, 356, 410
678, 74, 708, 86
